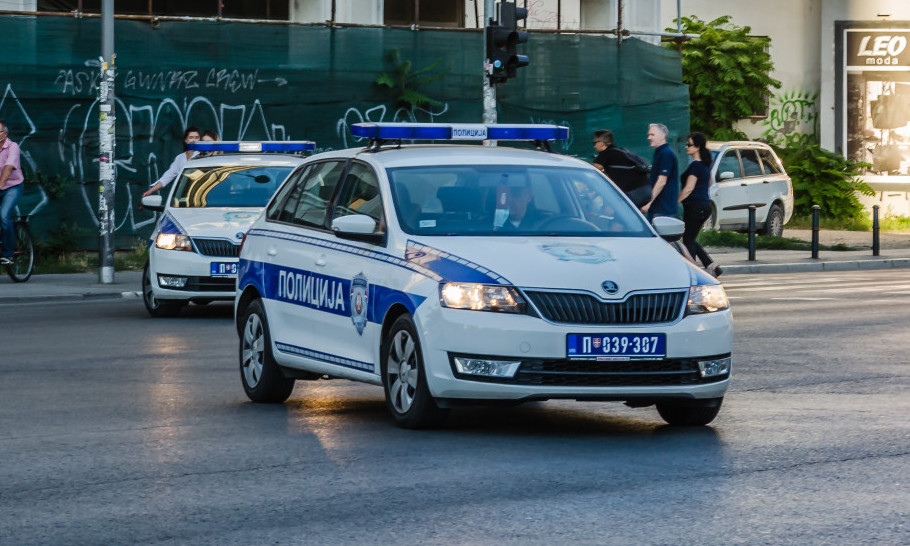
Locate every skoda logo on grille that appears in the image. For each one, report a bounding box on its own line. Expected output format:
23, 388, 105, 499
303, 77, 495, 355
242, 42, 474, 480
235, 232, 244, 239
601, 280, 619, 295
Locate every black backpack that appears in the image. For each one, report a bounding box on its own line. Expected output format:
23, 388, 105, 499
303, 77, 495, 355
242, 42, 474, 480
603, 147, 651, 194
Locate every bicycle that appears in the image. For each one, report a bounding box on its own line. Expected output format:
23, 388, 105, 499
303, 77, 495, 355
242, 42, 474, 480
1, 215, 35, 282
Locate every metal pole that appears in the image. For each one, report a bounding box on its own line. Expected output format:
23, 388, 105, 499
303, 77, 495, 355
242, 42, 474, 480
98, 0, 116, 284
747, 205, 757, 261
872, 205, 880, 256
811, 205, 820, 259
482, 0, 497, 145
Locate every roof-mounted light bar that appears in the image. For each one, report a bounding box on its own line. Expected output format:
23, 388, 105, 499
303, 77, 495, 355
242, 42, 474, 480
351, 123, 569, 142
188, 141, 316, 153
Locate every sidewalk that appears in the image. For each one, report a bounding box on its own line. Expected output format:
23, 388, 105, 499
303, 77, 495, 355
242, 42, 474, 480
1, 230, 909, 304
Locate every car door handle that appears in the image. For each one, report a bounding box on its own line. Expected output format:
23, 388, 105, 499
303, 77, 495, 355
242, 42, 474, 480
763, 180, 770, 183
740, 183, 748, 186
267, 247, 278, 256
315, 256, 327, 267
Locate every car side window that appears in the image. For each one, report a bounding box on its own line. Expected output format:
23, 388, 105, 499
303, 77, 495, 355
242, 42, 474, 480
266, 165, 310, 221
758, 149, 782, 174
284, 161, 347, 228
740, 149, 763, 177
716, 151, 742, 182
333, 162, 385, 232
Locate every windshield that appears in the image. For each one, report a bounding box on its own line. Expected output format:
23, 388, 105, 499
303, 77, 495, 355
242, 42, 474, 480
170, 165, 293, 208
387, 165, 652, 236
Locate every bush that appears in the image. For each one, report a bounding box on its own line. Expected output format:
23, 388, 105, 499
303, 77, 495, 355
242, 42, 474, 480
775, 144, 873, 220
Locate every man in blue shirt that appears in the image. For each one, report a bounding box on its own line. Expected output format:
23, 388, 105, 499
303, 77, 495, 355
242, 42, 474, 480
642, 123, 680, 220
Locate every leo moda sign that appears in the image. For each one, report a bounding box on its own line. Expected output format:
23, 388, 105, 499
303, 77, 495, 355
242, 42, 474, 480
846, 29, 910, 69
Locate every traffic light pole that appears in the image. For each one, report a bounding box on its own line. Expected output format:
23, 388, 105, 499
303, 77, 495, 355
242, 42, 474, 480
98, 0, 116, 283
482, 0, 497, 145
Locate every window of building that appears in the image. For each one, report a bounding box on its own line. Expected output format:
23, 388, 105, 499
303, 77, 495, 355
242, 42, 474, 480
384, 0, 463, 27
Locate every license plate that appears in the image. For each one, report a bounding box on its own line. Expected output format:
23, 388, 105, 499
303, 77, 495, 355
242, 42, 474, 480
567, 333, 666, 360
211, 262, 238, 277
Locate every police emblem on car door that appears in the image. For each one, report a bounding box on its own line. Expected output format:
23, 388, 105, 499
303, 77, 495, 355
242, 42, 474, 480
350, 273, 369, 335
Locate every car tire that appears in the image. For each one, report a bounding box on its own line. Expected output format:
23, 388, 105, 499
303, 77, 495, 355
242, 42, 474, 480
381, 315, 448, 429
142, 262, 185, 318
656, 397, 723, 426
238, 298, 295, 403
761, 203, 785, 237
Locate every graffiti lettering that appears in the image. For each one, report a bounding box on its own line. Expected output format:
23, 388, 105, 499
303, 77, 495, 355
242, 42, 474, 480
335, 103, 449, 148
763, 90, 819, 148
205, 68, 259, 93
54, 70, 102, 96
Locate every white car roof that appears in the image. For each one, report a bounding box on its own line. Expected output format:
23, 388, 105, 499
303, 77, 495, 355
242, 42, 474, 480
306, 145, 593, 170
183, 153, 307, 169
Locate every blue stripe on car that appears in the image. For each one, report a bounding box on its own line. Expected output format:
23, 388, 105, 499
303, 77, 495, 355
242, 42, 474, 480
274, 342, 374, 373
157, 212, 186, 235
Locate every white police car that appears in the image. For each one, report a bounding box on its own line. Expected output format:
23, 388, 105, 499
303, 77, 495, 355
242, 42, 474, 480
235, 124, 732, 428
140, 141, 312, 317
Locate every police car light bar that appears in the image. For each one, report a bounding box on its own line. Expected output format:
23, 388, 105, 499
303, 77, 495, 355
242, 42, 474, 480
351, 123, 569, 142
188, 141, 316, 153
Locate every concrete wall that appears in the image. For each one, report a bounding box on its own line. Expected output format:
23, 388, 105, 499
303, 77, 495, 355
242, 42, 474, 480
0, 0, 36, 10
659, 0, 822, 142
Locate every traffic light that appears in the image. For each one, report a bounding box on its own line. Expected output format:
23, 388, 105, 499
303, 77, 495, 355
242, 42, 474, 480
486, 1, 529, 84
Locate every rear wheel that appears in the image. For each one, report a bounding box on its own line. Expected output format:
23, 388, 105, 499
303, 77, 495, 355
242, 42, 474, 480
142, 262, 184, 317
656, 397, 723, 426
5, 220, 34, 282
761, 203, 785, 237
381, 315, 448, 429
239, 299, 295, 403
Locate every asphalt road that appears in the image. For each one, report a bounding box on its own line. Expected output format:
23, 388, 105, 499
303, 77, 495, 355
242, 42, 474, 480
1, 271, 908, 544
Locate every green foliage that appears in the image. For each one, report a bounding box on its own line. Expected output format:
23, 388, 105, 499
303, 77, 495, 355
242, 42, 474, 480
35, 216, 90, 261
26, 171, 76, 200
667, 15, 781, 136
375, 48, 452, 110
775, 144, 873, 220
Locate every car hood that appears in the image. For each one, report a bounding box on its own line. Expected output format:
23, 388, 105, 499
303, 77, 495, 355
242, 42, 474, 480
404, 236, 697, 298
160, 208, 263, 241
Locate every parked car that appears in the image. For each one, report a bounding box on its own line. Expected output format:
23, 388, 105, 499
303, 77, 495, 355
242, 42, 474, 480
704, 141, 793, 237
139, 141, 312, 317
234, 123, 733, 428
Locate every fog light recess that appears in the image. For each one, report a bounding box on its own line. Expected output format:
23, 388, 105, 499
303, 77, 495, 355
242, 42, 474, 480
697, 357, 732, 378
158, 275, 188, 288
453, 357, 521, 378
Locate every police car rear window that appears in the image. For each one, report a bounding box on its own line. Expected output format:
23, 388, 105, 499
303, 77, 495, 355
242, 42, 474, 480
171, 165, 293, 208
387, 165, 652, 237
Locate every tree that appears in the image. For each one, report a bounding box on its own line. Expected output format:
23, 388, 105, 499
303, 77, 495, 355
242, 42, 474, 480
667, 15, 781, 136
375, 48, 451, 110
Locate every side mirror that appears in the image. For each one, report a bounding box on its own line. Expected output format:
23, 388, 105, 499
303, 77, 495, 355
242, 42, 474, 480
718, 171, 735, 181
331, 214, 383, 244
141, 195, 164, 212
651, 216, 685, 242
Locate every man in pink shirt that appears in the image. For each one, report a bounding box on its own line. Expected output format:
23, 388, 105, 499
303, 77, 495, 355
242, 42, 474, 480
0, 119, 24, 266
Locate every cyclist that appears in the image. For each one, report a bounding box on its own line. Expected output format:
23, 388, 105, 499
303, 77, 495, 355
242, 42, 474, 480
0, 119, 24, 267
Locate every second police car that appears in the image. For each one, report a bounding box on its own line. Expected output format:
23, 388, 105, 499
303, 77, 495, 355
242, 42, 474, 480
140, 141, 312, 317
235, 124, 733, 428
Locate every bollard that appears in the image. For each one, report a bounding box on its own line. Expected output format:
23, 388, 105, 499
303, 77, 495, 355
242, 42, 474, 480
872, 205, 880, 256
748, 205, 757, 261
811, 205, 820, 259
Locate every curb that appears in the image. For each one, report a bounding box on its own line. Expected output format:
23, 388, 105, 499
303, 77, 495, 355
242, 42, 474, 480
722, 257, 910, 275
0, 290, 141, 305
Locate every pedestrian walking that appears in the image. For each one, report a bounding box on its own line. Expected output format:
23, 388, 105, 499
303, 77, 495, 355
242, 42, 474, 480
642, 123, 680, 221
591, 129, 652, 208
679, 131, 722, 276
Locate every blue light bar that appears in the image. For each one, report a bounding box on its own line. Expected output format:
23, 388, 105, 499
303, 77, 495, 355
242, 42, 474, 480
351, 123, 569, 142
188, 141, 316, 153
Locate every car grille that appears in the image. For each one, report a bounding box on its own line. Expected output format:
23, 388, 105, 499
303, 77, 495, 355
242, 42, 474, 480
179, 276, 236, 292
193, 238, 240, 257
523, 290, 686, 325
513, 358, 727, 387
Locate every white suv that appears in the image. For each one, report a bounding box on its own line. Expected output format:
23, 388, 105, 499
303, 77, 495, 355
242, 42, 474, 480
706, 141, 793, 237
140, 142, 311, 317
235, 124, 733, 428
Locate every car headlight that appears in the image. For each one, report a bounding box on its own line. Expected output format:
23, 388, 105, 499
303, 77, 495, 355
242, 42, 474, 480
155, 233, 193, 251
439, 283, 526, 313
686, 284, 729, 314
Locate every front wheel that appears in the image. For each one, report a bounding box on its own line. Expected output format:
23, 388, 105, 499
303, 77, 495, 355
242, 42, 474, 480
239, 299, 295, 403
656, 397, 723, 426
6, 220, 34, 282
761, 203, 785, 237
381, 315, 448, 429
142, 262, 184, 317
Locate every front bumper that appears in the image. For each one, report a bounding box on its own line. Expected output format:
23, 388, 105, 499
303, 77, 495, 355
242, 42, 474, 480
416, 305, 733, 402
148, 248, 237, 302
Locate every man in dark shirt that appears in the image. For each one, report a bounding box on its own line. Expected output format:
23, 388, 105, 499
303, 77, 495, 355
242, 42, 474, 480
642, 123, 680, 220
592, 129, 651, 208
